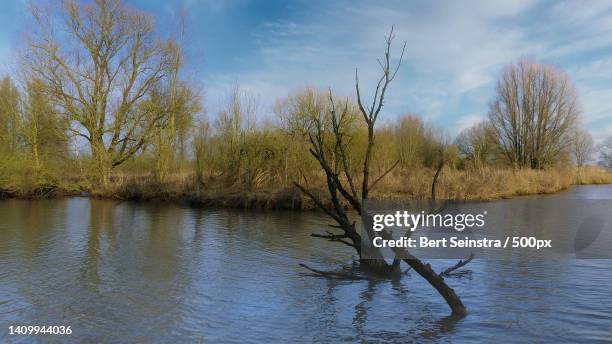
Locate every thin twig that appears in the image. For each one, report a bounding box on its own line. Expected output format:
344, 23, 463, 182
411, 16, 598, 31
431, 159, 444, 200
370, 160, 400, 191
440, 253, 475, 277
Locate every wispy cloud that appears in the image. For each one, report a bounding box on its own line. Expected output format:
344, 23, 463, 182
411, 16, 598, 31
201, 0, 612, 140
456, 114, 486, 134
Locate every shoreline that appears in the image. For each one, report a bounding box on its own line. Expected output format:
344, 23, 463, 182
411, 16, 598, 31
2, 180, 610, 211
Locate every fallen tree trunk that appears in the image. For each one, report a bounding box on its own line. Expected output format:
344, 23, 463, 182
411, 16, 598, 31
376, 227, 467, 316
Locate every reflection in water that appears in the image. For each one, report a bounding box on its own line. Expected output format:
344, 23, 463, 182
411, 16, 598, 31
80, 200, 115, 287
0, 186, 611, 343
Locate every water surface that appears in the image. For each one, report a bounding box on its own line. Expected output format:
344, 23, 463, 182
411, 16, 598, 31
1, 186, 611, 343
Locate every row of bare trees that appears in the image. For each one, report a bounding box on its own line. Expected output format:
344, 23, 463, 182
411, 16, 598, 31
189, 85, 454, 191
454, 60, 607, 170
6, 0, 601, 196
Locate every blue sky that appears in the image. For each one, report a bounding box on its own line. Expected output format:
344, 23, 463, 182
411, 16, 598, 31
1, 0, 612, 141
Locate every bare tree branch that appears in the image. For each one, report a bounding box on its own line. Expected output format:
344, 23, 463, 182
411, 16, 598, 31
440, 253, 475, 277
370, 160, 400, 191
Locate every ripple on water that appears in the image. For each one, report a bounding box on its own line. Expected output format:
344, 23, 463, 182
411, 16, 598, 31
0, 188, 611, 343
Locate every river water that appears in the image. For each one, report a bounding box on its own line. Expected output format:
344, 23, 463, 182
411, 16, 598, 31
1, 186, 611, 343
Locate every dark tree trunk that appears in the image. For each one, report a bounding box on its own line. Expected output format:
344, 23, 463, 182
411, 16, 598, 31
403, 258, 467, 316
297, 27, 468, 317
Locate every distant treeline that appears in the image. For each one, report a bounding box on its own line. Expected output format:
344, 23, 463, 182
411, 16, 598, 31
0, 0, 610, 200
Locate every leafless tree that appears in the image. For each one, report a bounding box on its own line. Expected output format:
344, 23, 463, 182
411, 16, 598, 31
599, 136, 612, 168
488, 60, 579, 168
26, 0, 181, 188
571, 127, 594, 167
295, 27, 468, 316
455, 121, 497, 168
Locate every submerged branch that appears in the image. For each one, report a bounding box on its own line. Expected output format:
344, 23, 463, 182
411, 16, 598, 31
311, 231, 356, 248
440, 253, 475, 277
299, 264, 372, 281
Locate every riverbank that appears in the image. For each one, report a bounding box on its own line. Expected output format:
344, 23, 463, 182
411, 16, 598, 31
2, 166, 610, 209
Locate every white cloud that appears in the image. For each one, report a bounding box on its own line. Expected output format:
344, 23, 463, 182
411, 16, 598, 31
455, 114, 486, 134
592, 123, 612, 144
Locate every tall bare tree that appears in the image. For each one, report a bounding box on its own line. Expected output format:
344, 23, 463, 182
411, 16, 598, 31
295, 28, 467, 316
147, 15, 201, 182
147, 82, 201, 182
488, 60, 579, 168
213, 85, 259, 186
27, 0, 181, 188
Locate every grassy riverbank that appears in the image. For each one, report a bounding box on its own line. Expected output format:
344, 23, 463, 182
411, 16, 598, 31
2, 166, 610, 209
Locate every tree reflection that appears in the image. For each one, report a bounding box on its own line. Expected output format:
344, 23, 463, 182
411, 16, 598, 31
80, 199, 116, 287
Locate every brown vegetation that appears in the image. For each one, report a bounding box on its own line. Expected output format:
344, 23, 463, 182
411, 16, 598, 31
17, 165, 601, 208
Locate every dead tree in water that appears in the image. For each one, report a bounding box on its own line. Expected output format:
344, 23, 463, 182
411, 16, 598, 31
295, 27, 468, 316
